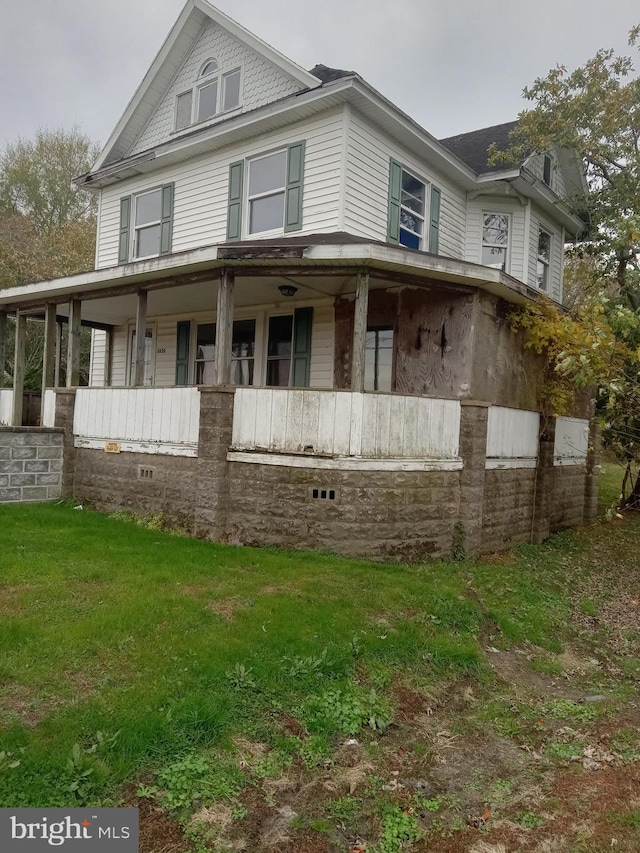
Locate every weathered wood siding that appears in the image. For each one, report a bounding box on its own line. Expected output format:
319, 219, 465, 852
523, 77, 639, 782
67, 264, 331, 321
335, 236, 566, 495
464, 197, 527, 283
96, 110, 344, 269
343, 109, 467, 259
232, 388, 461, 459
334, 285, 475, 399
128, 19, 302, 156
486, 406, 539, 466
554, 416, 589, 465
73, 387, 201, 454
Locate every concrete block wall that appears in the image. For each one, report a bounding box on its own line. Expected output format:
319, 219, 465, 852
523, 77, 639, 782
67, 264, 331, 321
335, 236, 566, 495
0, 428, 64, 503
482, 468, 537, 552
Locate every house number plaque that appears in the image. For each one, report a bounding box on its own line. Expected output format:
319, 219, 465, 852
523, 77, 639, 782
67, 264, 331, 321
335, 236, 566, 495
105, 441, 122, 453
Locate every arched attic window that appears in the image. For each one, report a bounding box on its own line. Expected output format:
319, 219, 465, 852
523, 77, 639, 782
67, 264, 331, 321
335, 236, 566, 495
175, 58, 242, 130
200, 59, 219, 77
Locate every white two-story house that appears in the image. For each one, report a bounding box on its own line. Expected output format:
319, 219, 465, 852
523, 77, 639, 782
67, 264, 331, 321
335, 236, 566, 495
0, 0, 593, 558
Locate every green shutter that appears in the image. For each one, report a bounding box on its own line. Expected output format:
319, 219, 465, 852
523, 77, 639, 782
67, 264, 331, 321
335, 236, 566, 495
175, 320, 191, 385
387, 159, 402, 244
428, 186, 441, 254
118, 196, 132, 263
226, 160, 244, 241
160, 183, 174, 256
291, 307, 313, 387
284, 141, 306, 233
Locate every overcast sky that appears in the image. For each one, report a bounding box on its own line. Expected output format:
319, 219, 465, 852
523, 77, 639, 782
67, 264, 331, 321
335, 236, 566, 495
1, 0, 638, 153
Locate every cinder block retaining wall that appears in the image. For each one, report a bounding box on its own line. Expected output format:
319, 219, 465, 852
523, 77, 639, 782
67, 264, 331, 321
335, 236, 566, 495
0, 428, 64, 503
52, 391, 598, 561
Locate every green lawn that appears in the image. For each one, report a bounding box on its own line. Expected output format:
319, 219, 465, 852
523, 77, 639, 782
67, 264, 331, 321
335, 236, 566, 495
1, 464, 639, 852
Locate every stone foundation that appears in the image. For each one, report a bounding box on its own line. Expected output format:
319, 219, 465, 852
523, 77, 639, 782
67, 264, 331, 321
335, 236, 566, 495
0, 428, 64, 503
482, 468, 537, 552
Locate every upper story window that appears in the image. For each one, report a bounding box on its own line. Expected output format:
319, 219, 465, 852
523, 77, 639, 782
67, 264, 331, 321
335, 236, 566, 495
174, 58, 242, 131
399, 170, 426, 250
134, 189, 163, 259
248, 150, 288, 234
482, 213, 510, 271
543, 154, 552, 187
537, 229, 551, 290
118, 184, 174, 264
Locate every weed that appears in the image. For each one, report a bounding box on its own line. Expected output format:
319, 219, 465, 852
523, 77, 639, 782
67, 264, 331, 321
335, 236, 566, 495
608, 810, 640, 829
309, 818, 332, 834
65, 742, 108, 805
157, 752, 244, 812
249, 750, 292, 780
546, 740, 582, 760
515, 811, 545, 828
225, 663, 256, 691
415, 794, 449, 813
305, 687, 391, 736
297, 735, 333, 769
377, 804, 423, 852
283, 648, 328, 678
327, 795, 359, 825
543, 699, 602, 724
0, 750, 23, 771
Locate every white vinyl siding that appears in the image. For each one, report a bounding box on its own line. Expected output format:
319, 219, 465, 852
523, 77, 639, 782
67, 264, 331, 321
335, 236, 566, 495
525, 153, 568, 199
128, 19, 302, 156
97, 299, 335, 390
527, 204, 563, 302
89, 329, 108, 387
343, 109, 467, 259
96, 110, 344, 268
464, 197, 527, 282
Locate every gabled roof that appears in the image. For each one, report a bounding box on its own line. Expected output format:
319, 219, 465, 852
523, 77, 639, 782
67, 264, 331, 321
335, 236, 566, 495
93, 0, 322, 171
440, 120, 520, 174
308, 64, 356, 84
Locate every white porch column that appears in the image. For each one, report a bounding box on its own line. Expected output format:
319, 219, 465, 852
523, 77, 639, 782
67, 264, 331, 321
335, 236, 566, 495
103, 328, 113, 387
134, 289, 148, 387
215, 268, 235, 385
351, 270, 370, 392
0, 311, 6, 387
66, 299, 82, 388
12, 311, 27, 426
42, 303, 57, 396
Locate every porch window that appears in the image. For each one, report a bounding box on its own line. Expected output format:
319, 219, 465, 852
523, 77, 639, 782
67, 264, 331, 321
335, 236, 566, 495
482, 213, 510, 270
128, 328, 154, 386
194, 320, 256, 385
399, 170, 426, 250
364, 327, 394, 392
266, 315, 293, 386
248, 150, 287, 234
537, 229, 551, 290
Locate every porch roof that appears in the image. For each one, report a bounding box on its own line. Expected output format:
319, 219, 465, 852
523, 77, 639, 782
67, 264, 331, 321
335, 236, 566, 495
0, 233, 543, 325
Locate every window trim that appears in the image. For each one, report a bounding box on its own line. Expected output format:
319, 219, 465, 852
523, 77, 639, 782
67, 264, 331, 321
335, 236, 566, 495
174, 89, 194, 131
536, 227, 552, 291
133, 188, 163, 261
245, 147, 288, 237
399, 167, 427, 250
481, 211, 511, 272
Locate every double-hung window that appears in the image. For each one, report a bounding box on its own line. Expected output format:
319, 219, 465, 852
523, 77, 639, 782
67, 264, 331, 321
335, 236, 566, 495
247, 150, 288, 234
482, 213, 510, 271
364, 327, 394, 392
399, 170, 426, 250
194, 320, 256, 386
537, 229, 551, 290
134, 189, 163, 259
119, 185, 174, 263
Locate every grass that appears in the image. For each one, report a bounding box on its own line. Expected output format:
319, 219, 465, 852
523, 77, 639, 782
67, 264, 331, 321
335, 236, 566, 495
0, 462, 639, 851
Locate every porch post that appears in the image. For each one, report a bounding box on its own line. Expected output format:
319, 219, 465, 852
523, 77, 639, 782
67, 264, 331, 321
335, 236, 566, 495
54, 321, 63, 387
104, 328, 113, 387
215, 268, 235, 385
134, 289, 148, 387
42, 303, 57, 396
0, 311, 6, 387
66, 299, 82, 388
11, 311, 27, 426
351, 269, 370, 392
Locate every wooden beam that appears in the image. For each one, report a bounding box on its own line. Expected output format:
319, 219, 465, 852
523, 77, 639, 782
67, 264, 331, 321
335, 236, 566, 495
0, 311, 6, 387
104, 328, 113, 387
351, 270, 370, 392
42, 303, 57, 395
134, 289, 148, 387
215, 268, 235, 386
66, 298, 82, 388
54, 321, 63, 387
12, 311, 27, 426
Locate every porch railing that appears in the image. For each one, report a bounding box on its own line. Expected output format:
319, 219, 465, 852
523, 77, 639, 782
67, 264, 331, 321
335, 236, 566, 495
0, 389, 12, 426
231, 388, 461, 460
73, 387, 201, 456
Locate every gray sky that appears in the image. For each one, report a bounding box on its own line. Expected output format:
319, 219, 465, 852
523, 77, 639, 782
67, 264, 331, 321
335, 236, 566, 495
1, 0, 638, 152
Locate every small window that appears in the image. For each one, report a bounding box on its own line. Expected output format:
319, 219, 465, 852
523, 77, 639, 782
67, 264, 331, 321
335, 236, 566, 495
266, 315, 293, 386
537, 229, 551, 290
543, 154, 552, 186
222, 69, 241, 111
365, 327, 394, 392
248, 150, 287, 234
399, 170, 426, 250
134, 189, 163, 258
482, 213, 510, 270
175, 91, 193, 130
197, 80, 219, 123
200, 59, 219, 77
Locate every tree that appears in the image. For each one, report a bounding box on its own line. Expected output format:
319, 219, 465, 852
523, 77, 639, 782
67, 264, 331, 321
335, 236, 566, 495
491, 27, 640, 509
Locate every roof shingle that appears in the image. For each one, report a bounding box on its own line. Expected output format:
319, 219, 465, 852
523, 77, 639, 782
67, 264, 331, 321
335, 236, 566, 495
439, 120, 520, 174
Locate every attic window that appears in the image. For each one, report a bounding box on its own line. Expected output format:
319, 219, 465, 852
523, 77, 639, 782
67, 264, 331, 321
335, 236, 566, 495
175, 59, 242, 130
543, 155, 552, 186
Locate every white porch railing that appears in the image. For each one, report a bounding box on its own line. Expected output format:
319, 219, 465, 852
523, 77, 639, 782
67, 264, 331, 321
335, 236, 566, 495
554, 416, 589, 466
41, 390, 57, 428
486, 406, 540, 469
0, 389, 13, 425
73, 387, 201, 457
230, 388, 461, 470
